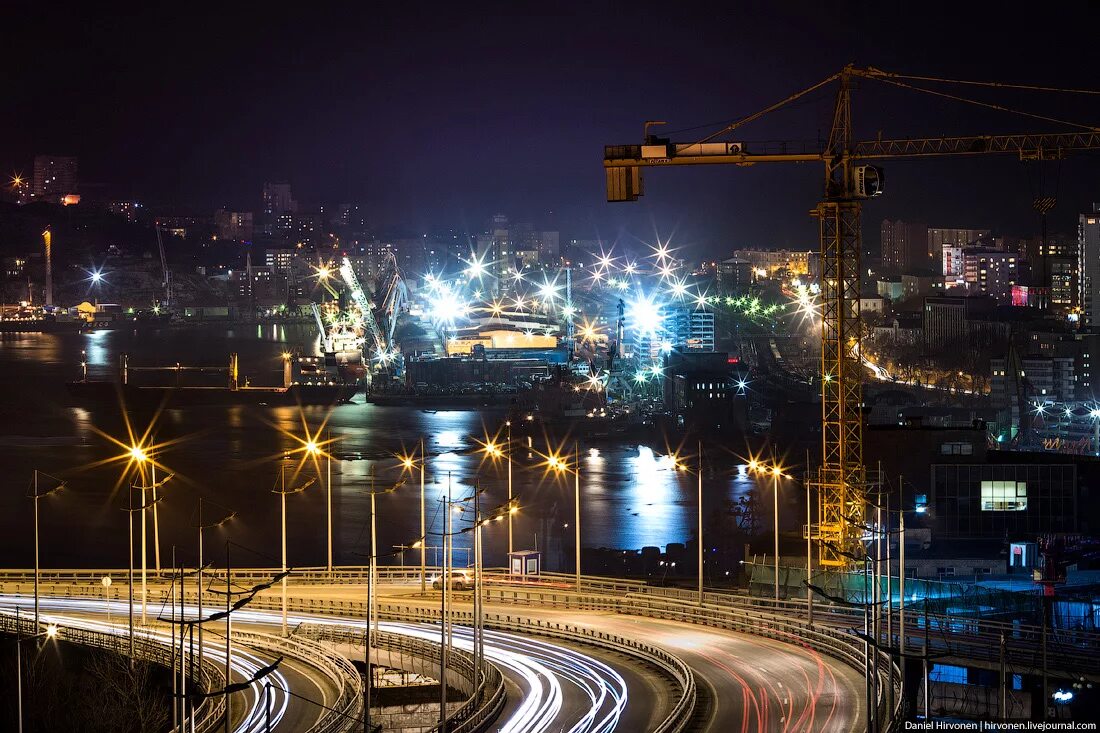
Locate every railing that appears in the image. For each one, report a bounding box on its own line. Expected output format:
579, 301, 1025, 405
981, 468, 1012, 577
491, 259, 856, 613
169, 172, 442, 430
0, 611, 227, 733
468, 585, 895, 729
228, 595, 697, 733
297, 623, 506, 733
233, 629, 363, 733
20, 564, 1100, 730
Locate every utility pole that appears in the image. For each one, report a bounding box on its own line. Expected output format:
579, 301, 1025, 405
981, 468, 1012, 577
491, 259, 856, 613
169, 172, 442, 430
697, 440, 703, 605
420, 438, 427, 594
806, 460, 813, 626
506, 423, 513, 556
225, 540, 232, 733
999, 632, 1007, 721
327, 432, 333, 574
440, 471, 451, 733
574, 442, 581, 590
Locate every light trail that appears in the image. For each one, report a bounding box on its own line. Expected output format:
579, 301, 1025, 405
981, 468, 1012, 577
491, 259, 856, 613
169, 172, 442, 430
4, 595, 629, 733
0, 595, 292, 733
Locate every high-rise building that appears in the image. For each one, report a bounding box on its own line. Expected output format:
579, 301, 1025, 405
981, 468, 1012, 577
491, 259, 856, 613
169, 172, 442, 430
32, 155, 78, 201
730, 249, 811, 278
671, 305, 716, 351
265, 248, 296, 274
717, 257, 752, 292
215, 210, 254, 241
262, 183, 297, 219
881, 219, 930, 273
1049, 258, 1078, 313
962, 248, 1018, 304
929, 227, 990, 275
1079, 206, 1100, 331
106, 200, 140, 222
922, 296, 1004, 350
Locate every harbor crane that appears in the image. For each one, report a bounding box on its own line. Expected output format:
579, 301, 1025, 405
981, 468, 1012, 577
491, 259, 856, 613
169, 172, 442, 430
604, 64, 1100, 567
155, 224, 171, 307
310, 253, 408, 371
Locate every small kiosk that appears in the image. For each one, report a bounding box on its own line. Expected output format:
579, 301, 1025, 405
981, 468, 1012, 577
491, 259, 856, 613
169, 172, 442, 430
508, 550, 542, 578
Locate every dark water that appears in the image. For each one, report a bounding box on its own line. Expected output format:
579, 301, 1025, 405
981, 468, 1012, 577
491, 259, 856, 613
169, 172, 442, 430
0, 324, 762, 570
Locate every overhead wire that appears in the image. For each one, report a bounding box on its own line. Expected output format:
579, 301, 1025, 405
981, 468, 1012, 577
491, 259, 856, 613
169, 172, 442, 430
862, 68, 1100, 96
687, 71, 842, 146
858, 73, 1100, 132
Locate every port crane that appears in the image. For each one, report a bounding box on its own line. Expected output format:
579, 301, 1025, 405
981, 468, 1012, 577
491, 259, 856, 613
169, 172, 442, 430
605, 64, 1100, 567
155, 224, 171, 307
310, 253, 408, 370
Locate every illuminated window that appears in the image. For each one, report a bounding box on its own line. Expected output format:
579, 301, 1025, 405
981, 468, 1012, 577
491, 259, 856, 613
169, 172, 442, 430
981, 481, 1027, 511
930, 664, 967, 684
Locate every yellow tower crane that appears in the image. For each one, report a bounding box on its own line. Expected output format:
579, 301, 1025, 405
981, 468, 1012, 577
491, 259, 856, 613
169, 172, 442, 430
604, 64, 1100, 567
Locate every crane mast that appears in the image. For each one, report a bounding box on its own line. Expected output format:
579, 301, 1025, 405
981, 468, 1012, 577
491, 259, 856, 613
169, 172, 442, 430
603, 64, 1100, 568
156, 224, 171, 307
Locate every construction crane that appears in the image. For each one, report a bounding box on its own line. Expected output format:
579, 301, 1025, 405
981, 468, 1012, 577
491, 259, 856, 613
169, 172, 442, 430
604, 64, 1100, 567
155, 224, 171, 307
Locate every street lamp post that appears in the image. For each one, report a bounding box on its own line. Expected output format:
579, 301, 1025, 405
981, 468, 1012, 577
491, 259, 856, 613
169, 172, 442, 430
440, 471, 452, 733
14, 608, 59, 733
197, 498, 235, 670
420, 440, 426, 593
747, 457, 790, 605
128, 485, 135, 662
574, 442, 581, 590
696, 442, 703, 605
273, 462, 316, 636
300, 439, 332, 576
122, 478, 161, 662
542, 445, 582, 590
29, 470, 65, 627
326, 435, 333, 574
772, 464, 780, 604
806, 474, 814, 626
506, 422, 513, 556
129, 445, 171, 624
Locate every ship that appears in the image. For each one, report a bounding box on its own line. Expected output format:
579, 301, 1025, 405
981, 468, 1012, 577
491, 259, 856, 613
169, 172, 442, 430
66, 353, 359, 407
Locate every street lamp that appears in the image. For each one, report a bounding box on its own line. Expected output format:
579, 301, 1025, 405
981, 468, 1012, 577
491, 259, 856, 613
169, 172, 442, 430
359, 473, 404, 732
747, 456, 791, 604
541, 443, 582, 590
397, 442, 427, 593
478, 424, 515, 557
129, 443, 173, 622
122, 481, 162, 662
366, 472, 404, 637
28, 470, 65, 627
13, 609, 59, 733
194, 497, 235, 670
465, 494, 517, 689
302, 438, 334, 573
272, 462, 316, 636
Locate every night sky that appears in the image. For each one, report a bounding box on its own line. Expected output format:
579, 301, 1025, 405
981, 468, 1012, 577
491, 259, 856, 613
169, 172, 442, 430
7, 3, 1100, 254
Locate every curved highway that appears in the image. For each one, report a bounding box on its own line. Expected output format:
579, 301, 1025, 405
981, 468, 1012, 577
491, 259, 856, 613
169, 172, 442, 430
2, 576, 869, 732
270, 582, 868, 732
2, 593, 656, 732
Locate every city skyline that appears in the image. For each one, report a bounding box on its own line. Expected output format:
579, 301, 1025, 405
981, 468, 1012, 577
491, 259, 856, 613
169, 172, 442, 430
6, 5, 1100, 255
3, 6, 1100, 729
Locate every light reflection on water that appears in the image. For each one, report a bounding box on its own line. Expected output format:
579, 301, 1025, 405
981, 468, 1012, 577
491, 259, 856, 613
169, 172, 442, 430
0, 324, 762, 568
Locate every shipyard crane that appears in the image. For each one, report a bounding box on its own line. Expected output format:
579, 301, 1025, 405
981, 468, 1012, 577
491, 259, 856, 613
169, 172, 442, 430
604, 64, 1100, 567
338, 256, 387, 355
155, 224, 171, 307
374, 250, 409, 350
